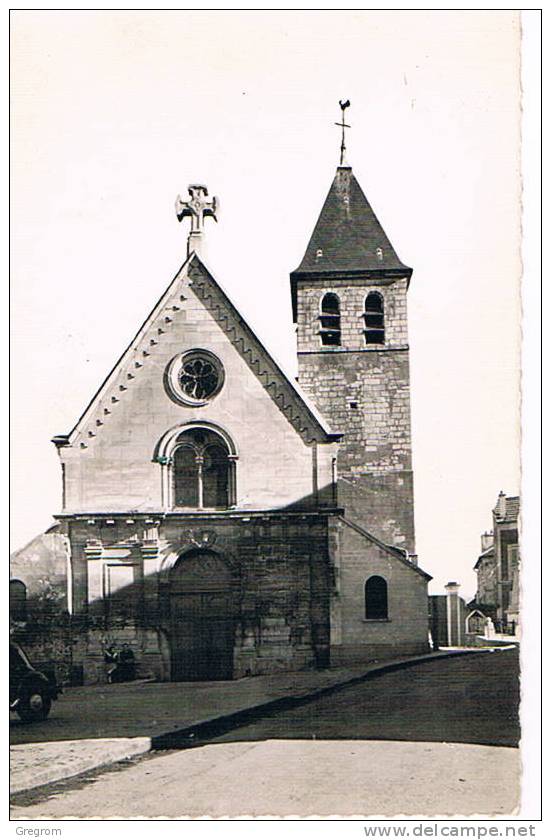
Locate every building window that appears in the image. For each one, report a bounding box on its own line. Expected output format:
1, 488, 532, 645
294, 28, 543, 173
174, 445, 200, 507
165, 349, 225, 407
103, 563, 142, 623
363, 292, 385, 345
173, 428, 232, 509
365, 575, 388, 620
502, 544, 519, 581
319, 293, 341, 346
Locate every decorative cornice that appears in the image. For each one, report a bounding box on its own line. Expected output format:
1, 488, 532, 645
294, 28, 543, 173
55, 253, 340, 454
55, 508, 344, 522
53, 256, 195, 452
298, 346, 409, 356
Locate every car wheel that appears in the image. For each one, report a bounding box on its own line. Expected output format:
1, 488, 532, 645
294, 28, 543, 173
17, 690, 51, 722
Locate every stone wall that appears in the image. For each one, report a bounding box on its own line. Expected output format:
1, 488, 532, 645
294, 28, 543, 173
62, 512, 333, 682
10, 614, 86, 687
58, 259, 336, 516
330, 518, 429, 664
296, 278, 415, 549
296, 278, 409, 353
10, 528, 69, 605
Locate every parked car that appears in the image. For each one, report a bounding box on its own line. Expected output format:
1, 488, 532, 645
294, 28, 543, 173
9, 642, 61, 722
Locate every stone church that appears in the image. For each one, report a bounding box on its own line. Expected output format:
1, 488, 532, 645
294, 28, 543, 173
48, 144, 432, 682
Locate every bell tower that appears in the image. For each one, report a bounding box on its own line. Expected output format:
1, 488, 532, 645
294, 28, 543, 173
290, 157, 415, 552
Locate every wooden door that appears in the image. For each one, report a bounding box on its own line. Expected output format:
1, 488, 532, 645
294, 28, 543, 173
170, 552, 235, 681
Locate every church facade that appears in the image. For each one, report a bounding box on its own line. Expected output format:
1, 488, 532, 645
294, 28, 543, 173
51, 159, 431, 683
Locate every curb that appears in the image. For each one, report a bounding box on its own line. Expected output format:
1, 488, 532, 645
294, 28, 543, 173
150, 648, 494, 749
10, 737, 151, 796
10, 647, 503, 796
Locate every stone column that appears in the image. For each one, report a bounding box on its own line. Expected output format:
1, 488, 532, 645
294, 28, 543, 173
444, 581, 463, 646
70, 539, 91, 616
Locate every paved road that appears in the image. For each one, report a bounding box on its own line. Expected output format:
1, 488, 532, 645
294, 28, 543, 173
10, 739, 519, 819
10, 648, 520, 818
209, 647, 520, 748
9, 658, 400, 745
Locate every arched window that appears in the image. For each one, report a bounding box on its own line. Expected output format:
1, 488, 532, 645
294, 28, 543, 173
363, 292, 385, 345
319, 293, 341, 346
365, 575, 388, 620
10, 579, 27, 622
173, 428, 232, 509
173, 445, 200, 507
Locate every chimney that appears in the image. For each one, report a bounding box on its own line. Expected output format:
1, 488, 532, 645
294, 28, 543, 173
495, 491, 507, 518
444, 582, 463, 646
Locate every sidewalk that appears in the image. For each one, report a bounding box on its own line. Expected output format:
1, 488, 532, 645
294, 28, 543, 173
10, 647, 493, 796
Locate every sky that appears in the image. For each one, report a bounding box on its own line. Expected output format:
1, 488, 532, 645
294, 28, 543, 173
10, 10, 523, 595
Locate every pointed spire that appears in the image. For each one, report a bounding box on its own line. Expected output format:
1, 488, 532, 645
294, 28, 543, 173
292, 167, 410, 276
290, 159, 412, 320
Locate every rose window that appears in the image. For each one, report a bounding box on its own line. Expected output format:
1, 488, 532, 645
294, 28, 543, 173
165, 350, 224, 406
178, 357, 220, 401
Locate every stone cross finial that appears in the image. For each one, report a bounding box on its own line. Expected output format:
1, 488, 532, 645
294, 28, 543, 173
175, 184, 219, 256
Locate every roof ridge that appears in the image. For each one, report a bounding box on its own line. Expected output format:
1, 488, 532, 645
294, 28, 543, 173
60, 253, 196, 443
340, 516, 432, 581
57, 252, 343, 449
189, 259, 343, 444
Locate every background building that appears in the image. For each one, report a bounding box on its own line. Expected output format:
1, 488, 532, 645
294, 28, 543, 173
470, 492, 520, 634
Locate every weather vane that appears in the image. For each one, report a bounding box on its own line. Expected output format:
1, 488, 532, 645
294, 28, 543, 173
335, 99, 351, 166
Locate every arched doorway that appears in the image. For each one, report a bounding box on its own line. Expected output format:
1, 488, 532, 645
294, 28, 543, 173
169, 550, 236, 681
466, 610, 486, 635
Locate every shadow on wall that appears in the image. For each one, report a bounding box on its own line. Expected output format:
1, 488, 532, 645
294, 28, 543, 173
9, 480, 418, 691
11, 533, 331, 689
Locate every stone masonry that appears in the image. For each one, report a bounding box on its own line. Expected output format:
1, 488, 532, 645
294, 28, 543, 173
22, 159, 433, 682
59, 512, 332, 683
296, 279, 415, 550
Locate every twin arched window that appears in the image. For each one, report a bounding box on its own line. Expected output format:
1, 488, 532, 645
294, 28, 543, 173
365, 575, 388, 620
318, 292, 385, 346
173, 428, 233, 509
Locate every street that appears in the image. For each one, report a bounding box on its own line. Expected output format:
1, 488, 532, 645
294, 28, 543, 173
210, 646, 520, 748
11, 649, 520, 818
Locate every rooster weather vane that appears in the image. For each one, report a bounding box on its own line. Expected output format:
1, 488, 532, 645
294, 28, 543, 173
335, 99, 351, 166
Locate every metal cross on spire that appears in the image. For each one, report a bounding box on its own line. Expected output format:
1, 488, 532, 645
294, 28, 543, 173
175, 184, 219, 257
335, 99, 351, 166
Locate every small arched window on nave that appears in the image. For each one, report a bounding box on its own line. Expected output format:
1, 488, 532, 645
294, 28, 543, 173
319, 293, 341, 346
10, 579, 27, 623
365, 575, 388, 620
363, 292, 385, 345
